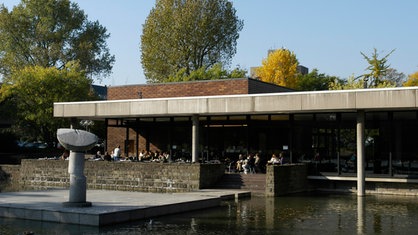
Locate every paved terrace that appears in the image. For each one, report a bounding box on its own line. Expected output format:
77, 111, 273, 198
0, 189, 250, 226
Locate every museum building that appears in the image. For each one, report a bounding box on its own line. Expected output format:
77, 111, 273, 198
54, 78, 418, 182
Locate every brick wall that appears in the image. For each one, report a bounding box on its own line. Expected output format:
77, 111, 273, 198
108, 79, 251, 100
107, 126, 158, 156
0, 165, 21, 192
265, 164, 309, 196
107, 78, 293, 100
1, 160, 225, 193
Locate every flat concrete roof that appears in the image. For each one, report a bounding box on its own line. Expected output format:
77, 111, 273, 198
54, 87, 418, 119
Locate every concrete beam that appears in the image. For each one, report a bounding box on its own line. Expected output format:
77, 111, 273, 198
54, 87, 418, 119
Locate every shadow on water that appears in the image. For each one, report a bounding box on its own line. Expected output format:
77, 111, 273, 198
1, 192, 418, 234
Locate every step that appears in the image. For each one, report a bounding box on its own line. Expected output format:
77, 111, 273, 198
212, 173, 266, 194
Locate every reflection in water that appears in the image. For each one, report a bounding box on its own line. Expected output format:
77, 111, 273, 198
1, 193, 418, 234
357, 196, 365, 235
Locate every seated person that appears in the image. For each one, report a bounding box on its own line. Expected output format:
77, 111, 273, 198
94, 151, 102, 160
267, 153, 282, 165
103, 151, 112, 161
236, 154, 245, 172
61, 149, 70, 160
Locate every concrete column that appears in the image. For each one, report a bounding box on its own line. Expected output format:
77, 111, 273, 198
192, 115, 199, 163
67, 151, 90, 205
356, 110, 365, 196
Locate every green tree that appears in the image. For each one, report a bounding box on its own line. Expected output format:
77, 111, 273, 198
295, 69, 338, 91
329, 75, 366, 90
0, 62, 95, 142
329, 75, 395, 90
228, 65, 247, 79
141, 0, 243, 83
255, 48, 299, 88
360, 48, 395, 88
167, 64, 247, 82
0, 0, 115, 80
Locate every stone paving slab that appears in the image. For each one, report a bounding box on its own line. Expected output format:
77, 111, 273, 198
0, 189, 250, 226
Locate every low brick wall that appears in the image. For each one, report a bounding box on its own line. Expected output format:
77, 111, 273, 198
0, 165, 21, 192
1, 159, 225, 193
265, 164, 309, 196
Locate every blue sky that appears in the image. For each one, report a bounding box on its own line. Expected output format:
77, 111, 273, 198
2, 0, 418, 86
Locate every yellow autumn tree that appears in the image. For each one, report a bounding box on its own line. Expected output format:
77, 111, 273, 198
403, 72, 418, 87
255, 48, 299, 88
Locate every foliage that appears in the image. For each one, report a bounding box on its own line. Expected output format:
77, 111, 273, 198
329, 75, 366, 90
403, 72, 418, 87
385, 68, 406, 87
228, 65, 248, 79
295, 69, 339, 91
167, 64, 247, 82
329, 48, 398, 90
141, 0, 243, 83
360, 48, 395, 88
255, 48, 299, 88
0, 62, 95, 142
329, 75, 395, 90
0, 0, 115, 81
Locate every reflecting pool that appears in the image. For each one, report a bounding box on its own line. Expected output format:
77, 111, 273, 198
1, 193, 418, 234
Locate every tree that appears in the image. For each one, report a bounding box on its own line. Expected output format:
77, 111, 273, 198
385, 68, 406, 87
329, 75, 395, 90
167, 64, 247, 82
0, 0, 115, 80
141, 0, 243, 83
403, 72, 418, 87
255, 48, 299, 88
295, 69, 338, 91
329, 75, 367, 90
0, 62, 95, 142
360, 48, 395, 88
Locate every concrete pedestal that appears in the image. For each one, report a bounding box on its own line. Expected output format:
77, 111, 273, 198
63, 151, 91, 207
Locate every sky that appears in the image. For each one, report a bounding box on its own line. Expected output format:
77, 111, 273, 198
2, 0, 418, 86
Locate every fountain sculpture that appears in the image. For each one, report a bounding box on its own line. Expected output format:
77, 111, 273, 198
56, 128, 98, 207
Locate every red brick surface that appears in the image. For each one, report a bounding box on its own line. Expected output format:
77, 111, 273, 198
108, 79, 249, 100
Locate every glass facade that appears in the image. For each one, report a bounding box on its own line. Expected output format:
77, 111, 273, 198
115, 110, 418, 177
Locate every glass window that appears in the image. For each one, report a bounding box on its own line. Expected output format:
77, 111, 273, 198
229, 115, 247, 121
251, 115, 269, 120
294, 114, 313, 121
393, 111, 416, 120
271, 115, 289, 121
172, 117, 189, 122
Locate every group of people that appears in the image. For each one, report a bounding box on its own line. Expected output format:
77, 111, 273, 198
58, 145, 175, 163
267, 152, 284, 165
138, 149, 171, 162
235, 153, 261, 174
93, 146, 172, 163
231, 152, 284, 174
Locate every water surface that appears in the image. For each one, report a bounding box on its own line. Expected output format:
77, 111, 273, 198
1, 193, 417, 234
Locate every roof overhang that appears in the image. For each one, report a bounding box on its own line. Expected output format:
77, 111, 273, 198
54, 87, 418, 120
